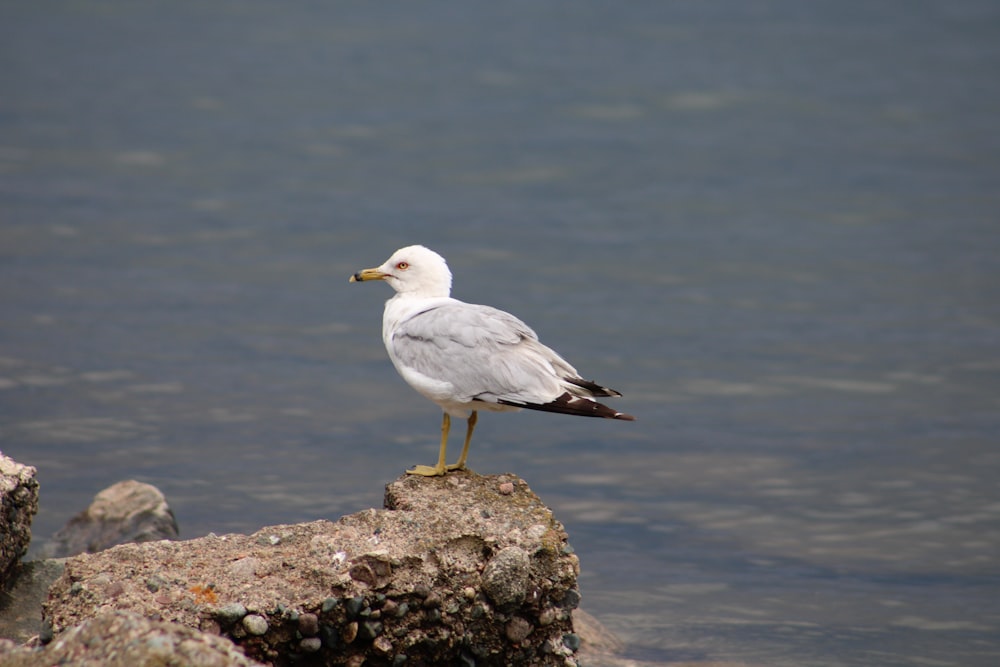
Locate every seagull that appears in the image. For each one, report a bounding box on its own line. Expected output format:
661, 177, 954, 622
350, 245, 634, 476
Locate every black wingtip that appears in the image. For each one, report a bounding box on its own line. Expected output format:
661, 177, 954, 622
564, 377, 622, 398
499, 393, 634, 420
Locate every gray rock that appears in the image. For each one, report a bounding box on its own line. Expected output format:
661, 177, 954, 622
41, 480, 179, 558
0, 610, 266, 667
242, 614, 269, 636
0, 454, 39, 587
44, 472, 583, 666
481, 546, 531, 608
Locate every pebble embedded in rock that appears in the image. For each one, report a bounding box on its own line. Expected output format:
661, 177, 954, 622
341, 621, 358, 644
215, 603, 248, 624
344, 595, 365, 619
481, 546, 530, 608
560, 588, 581, 610
359, 620, 383, 640
298, 613, 319, 637
505, 616, 533, 643
349, 562, 376, 586
320, 625, 339, 648
227, 556, 261, 580
242, 614, 268, 636
299, 637, 322, 653
373, 635, 393, 654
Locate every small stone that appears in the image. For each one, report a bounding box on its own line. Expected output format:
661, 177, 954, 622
359, 620, 383, 640
505, 616, 533, 643
320, 624, 339, 648
298, 613, 319, 637
462, 586, 476, 600
373, 635, 393, 654
242, 614, 268, 636
498, 482, 515, 495
214, 602, 248, 624
227, 557, 260, 580
341, 621, 358, 644
349, 562, 376, 586
481, 546, 530, 608
344, 595, 366, 619
560, 588, 581, 610
392, 655, 408, 666
394, 602, 410, 618
321, 597, 339, 613
562, 633, 581, 651
299, 637, 322, 653
39, 620, 53, 645
538, 607, 557, 626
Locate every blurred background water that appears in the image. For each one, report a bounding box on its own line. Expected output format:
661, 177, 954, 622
2, 2, 1000, 665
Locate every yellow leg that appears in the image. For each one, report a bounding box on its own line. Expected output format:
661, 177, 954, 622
447, 410, 477, 471
407, 413, 450, 477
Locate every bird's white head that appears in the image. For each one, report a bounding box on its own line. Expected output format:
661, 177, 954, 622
350, 245, 453, 298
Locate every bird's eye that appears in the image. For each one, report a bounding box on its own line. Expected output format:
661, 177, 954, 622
396, 261, 409, 270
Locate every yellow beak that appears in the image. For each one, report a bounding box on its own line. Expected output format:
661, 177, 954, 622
349, 267, 387, 283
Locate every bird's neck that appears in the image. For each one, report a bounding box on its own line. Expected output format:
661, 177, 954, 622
382, 294, 454, 339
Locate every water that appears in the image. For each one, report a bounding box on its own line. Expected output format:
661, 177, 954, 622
3, 2, 1000, 665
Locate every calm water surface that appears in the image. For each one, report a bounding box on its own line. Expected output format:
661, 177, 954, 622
3, 2, 1000, 665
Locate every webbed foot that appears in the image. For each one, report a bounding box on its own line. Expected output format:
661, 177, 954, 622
406, 464, 447, 477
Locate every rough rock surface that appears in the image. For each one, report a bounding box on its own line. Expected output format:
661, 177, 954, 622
40, 479, 179, 559
0, 610, 267, 667
0, 453, 39, 587
43, 472, 583, 666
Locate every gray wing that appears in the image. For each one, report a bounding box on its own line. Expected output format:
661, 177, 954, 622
391, 302, 577, 404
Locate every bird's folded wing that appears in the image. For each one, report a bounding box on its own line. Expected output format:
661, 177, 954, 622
391, 302, 575, 404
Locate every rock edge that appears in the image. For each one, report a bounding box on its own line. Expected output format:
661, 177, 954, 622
38, 472, 582, 666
